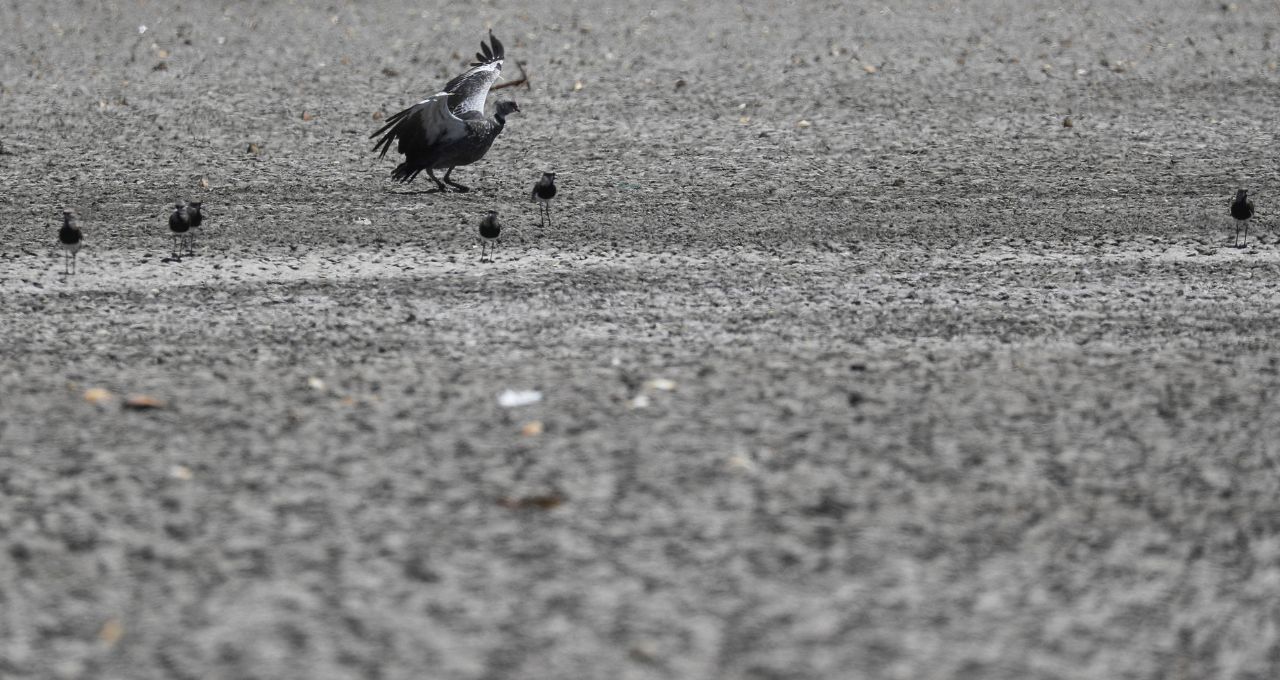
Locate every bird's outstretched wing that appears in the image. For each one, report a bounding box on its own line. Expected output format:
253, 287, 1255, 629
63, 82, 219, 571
370, 32, 505, 157
443, 31, 505, 118
370, 92, 468, 159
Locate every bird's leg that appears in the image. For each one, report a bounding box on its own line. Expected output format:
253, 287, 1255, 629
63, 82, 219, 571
1244, 222, 1250, 248
538, 203, 547, 229
547, 204, 553, 229
441, 167, 470, 193
425, 169, 448, 193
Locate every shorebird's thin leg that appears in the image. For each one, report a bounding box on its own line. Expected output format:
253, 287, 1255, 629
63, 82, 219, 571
442, 167, 470, 193
1244, 222, 1250, 248
71, 252, 76, 275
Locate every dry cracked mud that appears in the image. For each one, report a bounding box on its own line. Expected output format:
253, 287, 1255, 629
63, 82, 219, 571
2, 1, 1280, 678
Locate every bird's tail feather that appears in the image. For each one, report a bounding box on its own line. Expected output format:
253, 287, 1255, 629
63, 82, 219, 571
370, 107, 415, 159
391, 163, 423, 183
370, 107, 411, 140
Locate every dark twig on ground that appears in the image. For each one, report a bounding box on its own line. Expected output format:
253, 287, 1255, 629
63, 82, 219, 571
491, 60, 531, 91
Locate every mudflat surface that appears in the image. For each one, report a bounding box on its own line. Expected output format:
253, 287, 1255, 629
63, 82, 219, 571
3, 1, 1280, 678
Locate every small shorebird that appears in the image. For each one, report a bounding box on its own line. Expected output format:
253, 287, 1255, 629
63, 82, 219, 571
478, 210, 503, 262
371, 32, 519, 193
168, 202, 192, 257
58, 210, 82, 275
1231, 189, 1255, 248
531, 171, 557, 228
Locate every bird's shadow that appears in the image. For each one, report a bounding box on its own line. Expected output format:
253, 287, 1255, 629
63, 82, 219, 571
387, 187, 477, 195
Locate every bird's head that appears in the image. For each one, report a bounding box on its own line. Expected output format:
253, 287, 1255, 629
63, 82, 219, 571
542, 172, 556, 181
189, 202, 202, 211
496, 100, 520, 117
1237, 189, 1248, 198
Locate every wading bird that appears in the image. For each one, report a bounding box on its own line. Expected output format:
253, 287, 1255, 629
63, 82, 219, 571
372, 31, 518, 193
478, 210, 503, 262
169, 202, 192, 257
531, 171, 557, 228
58, 210, 82, 275
1231, 189, 1254, 248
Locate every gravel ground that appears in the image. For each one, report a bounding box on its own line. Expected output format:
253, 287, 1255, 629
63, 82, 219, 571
3, 1, 1280, 678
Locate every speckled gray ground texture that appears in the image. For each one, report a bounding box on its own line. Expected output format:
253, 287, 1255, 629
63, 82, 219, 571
3, 1, 1280, 679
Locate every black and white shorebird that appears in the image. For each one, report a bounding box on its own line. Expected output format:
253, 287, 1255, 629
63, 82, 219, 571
531, 171, 557, 228
371, 31, 519, 193
1231, 189, 1255, 248
478, 210, 503, 262
58, 209, 82, 275
168, 202, 193, 257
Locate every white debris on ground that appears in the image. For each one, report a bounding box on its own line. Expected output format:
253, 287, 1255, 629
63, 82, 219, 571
497, 389, 542, 408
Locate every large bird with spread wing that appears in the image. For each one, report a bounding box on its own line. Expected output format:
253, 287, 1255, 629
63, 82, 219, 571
371, 31, 519, 193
